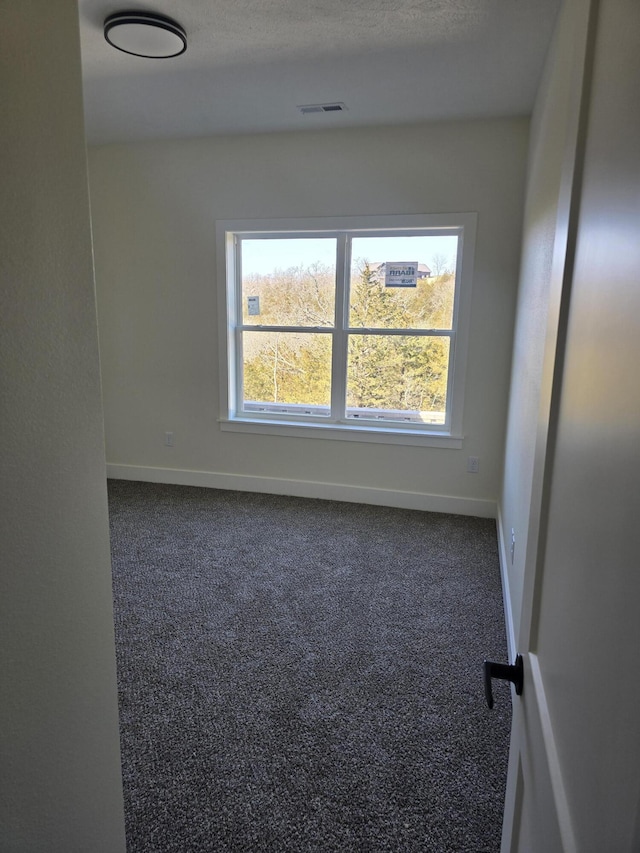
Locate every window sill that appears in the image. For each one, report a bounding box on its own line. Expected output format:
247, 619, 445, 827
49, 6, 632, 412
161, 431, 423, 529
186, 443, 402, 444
218, 417, 464, 448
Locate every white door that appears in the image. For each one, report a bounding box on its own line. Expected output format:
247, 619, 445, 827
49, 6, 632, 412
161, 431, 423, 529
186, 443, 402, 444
499, 1, 640, 850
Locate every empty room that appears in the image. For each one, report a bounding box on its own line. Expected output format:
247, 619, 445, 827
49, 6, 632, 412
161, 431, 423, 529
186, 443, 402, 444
2, 1, 640, 852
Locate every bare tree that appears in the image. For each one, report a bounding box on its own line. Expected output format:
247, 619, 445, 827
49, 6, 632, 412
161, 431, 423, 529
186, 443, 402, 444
430, 253, 449, 277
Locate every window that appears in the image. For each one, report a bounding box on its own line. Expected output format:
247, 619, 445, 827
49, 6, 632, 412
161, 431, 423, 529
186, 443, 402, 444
217, 214, 476, 447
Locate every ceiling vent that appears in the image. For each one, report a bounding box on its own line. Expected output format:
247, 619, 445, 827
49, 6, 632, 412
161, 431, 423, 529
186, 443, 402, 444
298, 102, 347, 115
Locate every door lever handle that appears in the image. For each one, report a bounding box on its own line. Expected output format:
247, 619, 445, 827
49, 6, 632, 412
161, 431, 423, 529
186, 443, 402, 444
483, 655, 523, 709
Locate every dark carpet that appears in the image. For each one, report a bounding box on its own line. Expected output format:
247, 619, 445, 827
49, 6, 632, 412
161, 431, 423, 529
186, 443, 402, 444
108, 479, 511, 852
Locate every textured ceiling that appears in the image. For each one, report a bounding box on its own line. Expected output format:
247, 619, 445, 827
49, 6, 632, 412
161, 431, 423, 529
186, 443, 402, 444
79, 0, 562, 144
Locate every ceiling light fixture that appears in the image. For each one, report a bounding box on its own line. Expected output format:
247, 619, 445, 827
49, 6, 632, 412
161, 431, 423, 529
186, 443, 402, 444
104, 11, 187, 58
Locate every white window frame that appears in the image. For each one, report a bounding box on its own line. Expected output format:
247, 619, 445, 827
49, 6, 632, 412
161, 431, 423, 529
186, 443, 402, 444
216, 214, 476, 448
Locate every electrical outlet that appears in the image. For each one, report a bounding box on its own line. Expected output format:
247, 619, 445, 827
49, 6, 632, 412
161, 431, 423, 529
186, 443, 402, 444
165, 431, 174, 447
467, 456, 480, 473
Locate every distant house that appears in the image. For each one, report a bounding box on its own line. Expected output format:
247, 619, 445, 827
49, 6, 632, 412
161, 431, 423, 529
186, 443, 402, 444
369, 261, 432, 280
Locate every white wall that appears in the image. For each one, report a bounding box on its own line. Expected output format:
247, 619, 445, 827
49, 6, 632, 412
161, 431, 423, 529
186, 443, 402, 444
498, 0, 588, 646
0, 2, 126, 850
535, 0, 640, 845
500, 0, 640, 847
89, 119, 527, 516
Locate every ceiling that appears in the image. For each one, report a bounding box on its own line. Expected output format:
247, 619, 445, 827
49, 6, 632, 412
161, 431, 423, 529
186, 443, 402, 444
79, 0, 562, 145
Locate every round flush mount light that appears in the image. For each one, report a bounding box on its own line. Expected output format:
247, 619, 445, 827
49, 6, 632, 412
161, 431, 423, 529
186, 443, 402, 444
104, 11, 187, 58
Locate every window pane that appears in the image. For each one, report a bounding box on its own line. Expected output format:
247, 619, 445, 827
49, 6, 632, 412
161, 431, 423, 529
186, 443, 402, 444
349, 235, 457, 330
241, 238, 336, 327
346, 335, 450, 424
242, 331, 332, 413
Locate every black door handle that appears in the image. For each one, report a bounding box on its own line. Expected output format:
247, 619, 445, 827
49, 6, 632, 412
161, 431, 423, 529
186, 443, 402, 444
483, 654, 523, 709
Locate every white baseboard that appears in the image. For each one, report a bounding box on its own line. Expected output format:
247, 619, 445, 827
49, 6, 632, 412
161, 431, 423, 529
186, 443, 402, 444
106, 464, 497, 519
496, 505, 517, 660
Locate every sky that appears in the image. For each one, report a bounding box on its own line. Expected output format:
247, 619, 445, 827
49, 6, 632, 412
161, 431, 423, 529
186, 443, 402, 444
241, 235, 459, 276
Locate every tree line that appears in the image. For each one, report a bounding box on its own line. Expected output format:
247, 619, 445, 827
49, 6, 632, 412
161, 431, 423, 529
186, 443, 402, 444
241, 261, 455, 418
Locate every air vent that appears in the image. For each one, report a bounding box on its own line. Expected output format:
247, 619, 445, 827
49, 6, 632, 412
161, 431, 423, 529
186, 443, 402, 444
298, 102, 347, 115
